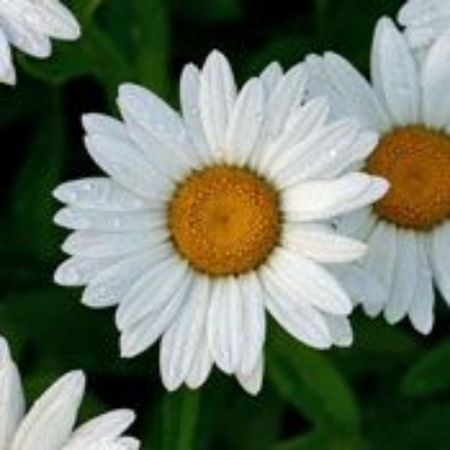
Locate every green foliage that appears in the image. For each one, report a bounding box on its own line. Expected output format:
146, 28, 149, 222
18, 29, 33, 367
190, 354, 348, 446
2, 0, 450, 449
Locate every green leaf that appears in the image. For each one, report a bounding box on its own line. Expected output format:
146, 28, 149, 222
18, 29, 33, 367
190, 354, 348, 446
402, 340, 450, 397
268, 327, 360, 434
153, 389, 201, 450
175, 0, 243, 23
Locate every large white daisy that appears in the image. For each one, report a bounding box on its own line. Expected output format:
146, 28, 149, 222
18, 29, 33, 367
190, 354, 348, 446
399, 0, 450, 50
0, 0, 80, 85
53, 50, 388, 394
0, 337, 139, 450
306, 17, 450, 334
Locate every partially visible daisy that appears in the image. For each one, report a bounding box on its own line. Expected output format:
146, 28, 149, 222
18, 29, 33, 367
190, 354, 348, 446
0, 336, 139, 450
306, 17, 450, 334
53, 50, 387, 394
398, 0, 450, 50
0, 0, 80, 85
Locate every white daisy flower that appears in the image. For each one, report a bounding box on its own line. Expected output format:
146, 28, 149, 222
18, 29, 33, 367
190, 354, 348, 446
306, 17, 450, 335
398, 0, 450, 50
0, 336, 139, 450
0, 0, 80, 85
53, 50, 388, 395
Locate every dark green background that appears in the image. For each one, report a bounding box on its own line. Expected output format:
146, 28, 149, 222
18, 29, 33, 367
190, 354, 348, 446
1, 0, 449, 448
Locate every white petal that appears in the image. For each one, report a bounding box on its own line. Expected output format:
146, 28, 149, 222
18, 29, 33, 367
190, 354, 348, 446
362, 222, 398, 316
160, 275, 210, 391
53, 178, 148, 212
224, 78, 264, 166
82, 114, 128, 140
329, 263, 387, 310
371, 17, 420, 126
11, 371, 85, 450
54, 255, 122, 287
0, 338, 24, 450
0, 5, 51, 58
409, 236, 434, 334
336, 207, 377, 241
282, 173, 389, 222
185, 339, 213, 390
199, 50, 237, 157
24, 0, 81, 41
118, 83, 194, 173
283, 223, 367, 264
237, 355, 264, 396
54, 207, 165, 232
261, 267, 332, 349
116, 256, 189, 331
384, 230, 419, 324
180, 63, 210, 162
67, 410, 135, 445
0, 28, 15, 85
268, 247, 352, 315
237, 272, 266, 375
84, 134, 173, 200
82, 245, 172, 309
259, 62, 283, 94
119, 270, 193, 358
422, 31, 450, 128
62, 230, 167, 258
431, 222, 450, 304
207, 277, 244, 374
322, 314, 353, 347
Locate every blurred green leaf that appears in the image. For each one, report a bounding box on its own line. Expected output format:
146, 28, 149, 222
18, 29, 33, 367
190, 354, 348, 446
402, 340, 450, 398
175, 0, 243, 22
153, 389, 201, 450
268, 327, 360, 434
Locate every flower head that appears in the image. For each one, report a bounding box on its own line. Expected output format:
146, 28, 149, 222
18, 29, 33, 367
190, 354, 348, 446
0, 0, 80, 85
0, 337, 139, 450
306, 17, 450, 334
54, 50, 388, 394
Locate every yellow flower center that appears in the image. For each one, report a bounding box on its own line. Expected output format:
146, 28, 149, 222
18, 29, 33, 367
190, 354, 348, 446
367, 126, 450, 230
168, 165, 281, 276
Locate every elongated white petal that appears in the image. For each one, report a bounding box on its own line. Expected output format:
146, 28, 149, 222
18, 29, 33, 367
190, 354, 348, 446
82, 245, 172, 308
259, 62, 283, 93
306, 52, 389, 131
85, 134, 173, 200
371, 17, 420, 126
62, 230, 167, 258
422, 31, 450, 128
11, 371, 85, 450
55, 207, 165, 232
54, 255, 123, 287
208, 277, 244, 374
362, 222, 398, 316
180, 63, 210, 162
236, 356, 264, 396
66, 410, 135, 446
120, 271, 193, 358
262, 267, 332, 349
53, 178, 148, 212
0, 28, 15, 85
0, 338, 24, 450
322, 314, 353, 347
224, 78, 264, 166
268, 247, 352, 315
284, 224, 367, 264
384, 230, 418, 324
160, 276, 210, 391
282, 173, 389, 222
82, 114, 129, 140
431, 223, 450, 304
185, 339, 213, 390
116, 257, 189, 331
199, 50, 237, 157
237, 273, 266, 375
